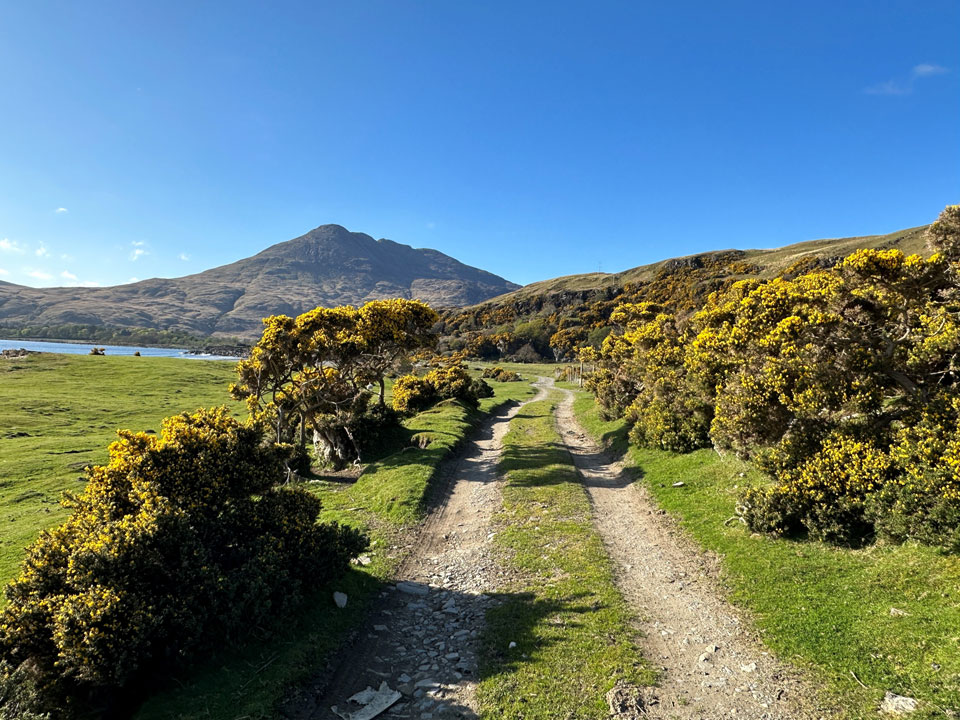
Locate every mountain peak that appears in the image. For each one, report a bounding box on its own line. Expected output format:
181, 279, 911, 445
0, 225, 520, 339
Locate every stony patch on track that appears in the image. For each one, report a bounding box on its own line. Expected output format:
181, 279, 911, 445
552, 381, 829, 720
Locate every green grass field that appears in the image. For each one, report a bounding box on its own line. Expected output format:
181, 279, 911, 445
477, 393, 654, 718
0, 353, 241, 595
568, 388, 960, 719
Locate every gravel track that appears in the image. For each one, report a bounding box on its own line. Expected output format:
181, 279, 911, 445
291, 381, 549, 720
552, 381, 829, 720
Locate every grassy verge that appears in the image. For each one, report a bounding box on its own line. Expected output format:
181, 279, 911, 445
477, 394, 654, 719
569, 390, 960, 719
136, 380, 536, 719
0, 353, 240, 593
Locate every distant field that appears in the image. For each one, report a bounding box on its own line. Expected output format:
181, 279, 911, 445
0, 353, 240, 594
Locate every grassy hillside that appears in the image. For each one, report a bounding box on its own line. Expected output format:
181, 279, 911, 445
0, 353, 240, 594
485, 225, 929, 304
439, 224, 931, 362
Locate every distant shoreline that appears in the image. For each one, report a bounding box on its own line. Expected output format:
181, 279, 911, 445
0, 338, 247, 360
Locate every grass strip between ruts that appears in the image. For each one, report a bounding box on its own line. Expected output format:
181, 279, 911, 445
477, 393, 654, 719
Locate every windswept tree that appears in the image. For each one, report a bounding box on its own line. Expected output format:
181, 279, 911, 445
230, 299, 438, 468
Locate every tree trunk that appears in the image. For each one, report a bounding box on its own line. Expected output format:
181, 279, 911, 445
313, 427, 353, 470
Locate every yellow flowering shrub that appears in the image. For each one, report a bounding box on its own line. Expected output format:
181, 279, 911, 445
0, 407, 366, 716
232, 299, 438, 468
869, 396, 960, 551
392, 362, 488, 415
739, 432, 893, 543
586, 303, 712, 451
584, 205, 960, 549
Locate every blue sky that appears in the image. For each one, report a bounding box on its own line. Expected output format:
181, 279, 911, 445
0, 1, 957, 288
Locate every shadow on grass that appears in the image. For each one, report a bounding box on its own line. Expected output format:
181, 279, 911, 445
132, 565, 389, 720
479, 590, 596, 674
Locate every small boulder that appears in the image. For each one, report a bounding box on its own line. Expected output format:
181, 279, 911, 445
333, 592, 348, 608
396, 581, 429, 596
880, 692, 919, 715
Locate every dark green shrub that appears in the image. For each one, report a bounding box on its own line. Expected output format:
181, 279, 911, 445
738, 433, 892, 544
0, 407, 366, 716
869, 398, 960, 551
481, 367, 521, 382
470, 377, 494, 399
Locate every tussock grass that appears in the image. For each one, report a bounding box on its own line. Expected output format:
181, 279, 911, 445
570, 390, 960, 720
478, 395, 653, 718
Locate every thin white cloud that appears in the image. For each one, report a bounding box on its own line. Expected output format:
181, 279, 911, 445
55, 207, 69, 214
28, 270, 53, 281
125, 276, 140, 284
129, 241, 150, 261
58, 270, 100, 287
0, 238, 25, 254
36, 244, 50, 258
60, 253, 74, 261
913, 63, 947, 77
865, 62, 950, 95
865, 80, 911, 96
178, 252, 191, 261
0, 268, 9, 276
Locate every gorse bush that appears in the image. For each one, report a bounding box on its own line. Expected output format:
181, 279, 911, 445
480, 366, 522, 382
392, 362, 490, 415
586, 204, 960, 548
0, 407, 367, 716
232, 299, 438, 468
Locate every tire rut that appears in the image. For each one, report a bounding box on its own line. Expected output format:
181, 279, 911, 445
290, 380, 549, 719
550, 380, 828, 720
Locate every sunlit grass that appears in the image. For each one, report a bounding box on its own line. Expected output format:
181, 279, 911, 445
0, 353, 240, 595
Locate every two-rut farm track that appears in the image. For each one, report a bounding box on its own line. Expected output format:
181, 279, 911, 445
293, 378, 826, 720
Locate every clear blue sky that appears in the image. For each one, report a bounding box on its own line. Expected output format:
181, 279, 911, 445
0, 1, 957, 289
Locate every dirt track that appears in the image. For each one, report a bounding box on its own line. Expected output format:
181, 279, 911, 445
293, 381, 548, 719
289, 378, 831, 719
553, 382, 827, 720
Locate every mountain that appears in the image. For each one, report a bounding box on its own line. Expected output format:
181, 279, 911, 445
0, 225, 521, 340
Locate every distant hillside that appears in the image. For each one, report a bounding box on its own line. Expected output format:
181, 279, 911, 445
439, 224, 933, 361
484, 225, 930, 305
0, 225, 521, 340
